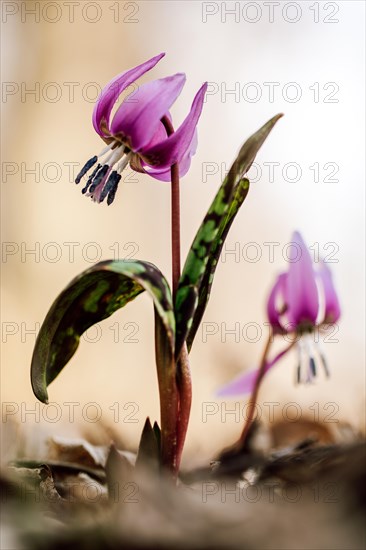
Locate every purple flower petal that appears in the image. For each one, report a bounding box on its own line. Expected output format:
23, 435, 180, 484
217, 345, 293, 397
267, 272, 287, 333
216, 369, 259, 397
318, 261, 341, 323
143, 114, 171, 149
110, 73, 186, 151
285, 231, 319, 329
92, 53, 165, 138
142, 129, 198, 181
140, 82, 207, 170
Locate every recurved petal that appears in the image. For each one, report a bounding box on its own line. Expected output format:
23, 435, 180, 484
140, 82, 207, 169
142, 130, 198, 182
216, 345, 293, 396
267, 272, 287, 333
143, 113, 172, 148
92, 53, 165, 138
110, 73, 186, 151
129, 112, 172, 171
318, 261, 341, 323
216, 369, 260, 397
285, 231, 319, 329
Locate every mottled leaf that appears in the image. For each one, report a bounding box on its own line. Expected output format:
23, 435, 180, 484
175, 344, 192, 465
154, 309, 178, 471
175, 114, 283, 355
31, 260, 175, 404
186, 178, 249, 350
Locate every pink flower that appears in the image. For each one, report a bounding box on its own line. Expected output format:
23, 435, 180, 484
218, 231, 341, 396
75, 53, 207, 204
267, 231, 340, 333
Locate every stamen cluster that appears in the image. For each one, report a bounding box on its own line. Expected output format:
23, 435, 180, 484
76, 144, 131, 205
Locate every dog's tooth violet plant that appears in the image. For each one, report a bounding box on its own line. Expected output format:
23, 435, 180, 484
31, 52, 283, 477
218, 230, 341, 447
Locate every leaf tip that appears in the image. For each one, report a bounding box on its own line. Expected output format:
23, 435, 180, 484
38, 391, 49, 405
31, 376, 49, 404
267, 112, 284, 129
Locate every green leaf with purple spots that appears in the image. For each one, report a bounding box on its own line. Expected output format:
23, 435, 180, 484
186, 177, 250, 351
175, 114, 283, 357
31, 260, 175, 404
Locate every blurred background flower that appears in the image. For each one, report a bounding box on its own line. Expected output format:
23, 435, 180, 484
217, 230, 341, 397
1, 0, 364, 464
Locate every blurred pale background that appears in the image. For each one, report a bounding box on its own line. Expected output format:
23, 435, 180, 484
1, 1, 365, 463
